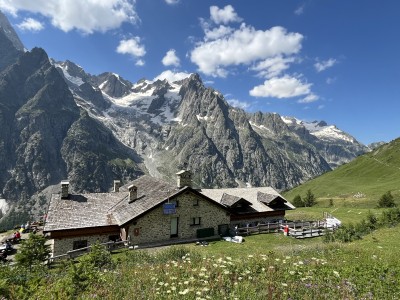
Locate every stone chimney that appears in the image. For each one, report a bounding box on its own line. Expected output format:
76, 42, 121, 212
176, 170, 192, 188
114, 180, 121, 192
61, 180, 69, 199
128, 185, 138, 202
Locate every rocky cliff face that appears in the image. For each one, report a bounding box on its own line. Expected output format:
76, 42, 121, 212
0, 43, 143, 229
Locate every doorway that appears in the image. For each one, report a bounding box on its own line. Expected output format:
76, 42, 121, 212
170, 217, 179, 238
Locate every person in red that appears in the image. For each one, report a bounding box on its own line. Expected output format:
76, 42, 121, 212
13, 231, 21, 243
283, 225, 289, 236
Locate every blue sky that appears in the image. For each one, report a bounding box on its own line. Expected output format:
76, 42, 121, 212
1, 0, 399, 145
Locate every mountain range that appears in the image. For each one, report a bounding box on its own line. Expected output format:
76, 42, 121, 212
0, 11, 369, 228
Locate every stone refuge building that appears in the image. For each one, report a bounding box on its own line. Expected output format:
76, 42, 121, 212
44, 171, 294, 257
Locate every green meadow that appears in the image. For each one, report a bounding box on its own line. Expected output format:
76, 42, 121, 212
283, 138, 400, 207
2, 205, 399, 299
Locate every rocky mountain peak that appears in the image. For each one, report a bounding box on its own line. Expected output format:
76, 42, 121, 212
0, 11, 24, 51
96, 72, 133, 98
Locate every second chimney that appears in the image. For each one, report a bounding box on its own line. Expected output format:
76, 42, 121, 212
114, 180, 121, 192
61, 180, 69, 199
128, 185, 138, 202
176, 170, 192, 188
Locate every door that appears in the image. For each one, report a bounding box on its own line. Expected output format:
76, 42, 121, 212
170, 217, 179, 238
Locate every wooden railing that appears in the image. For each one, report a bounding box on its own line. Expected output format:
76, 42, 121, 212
236, 219, 334, 239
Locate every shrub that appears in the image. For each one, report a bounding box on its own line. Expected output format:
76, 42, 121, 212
15, 233, 51, 270
303, 189, 316, 207
377, 191, 396, 208
292, 195, 304, 207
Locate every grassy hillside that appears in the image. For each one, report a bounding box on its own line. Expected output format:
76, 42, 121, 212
283, 138, 400, 207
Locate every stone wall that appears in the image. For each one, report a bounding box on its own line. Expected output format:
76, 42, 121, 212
52, 233, 113, 257
127, 191, 230, 245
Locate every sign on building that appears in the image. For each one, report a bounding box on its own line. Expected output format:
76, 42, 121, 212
163, 203, 176, 215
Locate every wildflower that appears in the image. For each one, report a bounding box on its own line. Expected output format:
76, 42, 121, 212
289, 271, 296, 275
248, 254, 254, 258
286, 256, 291, 259
298, 261, 304, 265
171, 286, 176, 291
282, 283, 288, 287
224, 270, 230, 275
179, 289, 189, 295
333, 270, 340, 277
201, 267, 207, 272
184, 281, 189, 285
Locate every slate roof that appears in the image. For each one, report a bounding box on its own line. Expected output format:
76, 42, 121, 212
257, 192, 281, 205
200, 187, 294, 212
44, 192, 128, 231
220, 193, 252, 207
111, 175, 179, 225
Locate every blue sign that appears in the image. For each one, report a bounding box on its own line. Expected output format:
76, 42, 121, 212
163, 203, 176, 215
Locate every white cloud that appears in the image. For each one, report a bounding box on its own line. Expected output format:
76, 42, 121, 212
162, 49, 180, 67
294, 4, 305, 15
154, 70, 191, 82
17, 17, 44, 32
116, 37, 146, 58
318, 104, 325, 109
135, 59, 145, 66
191, 24, 303, 77
165, 0, 179, 4
210, 5, 242, 24
251, 56, 296, 78
298, 93, 319, 103
314, 58, 337, 72
249, 75, 312, 98
204, 25, 233, 41
326, 77, 336, 84
0, 0, 138, 34
227, 99, 250, 110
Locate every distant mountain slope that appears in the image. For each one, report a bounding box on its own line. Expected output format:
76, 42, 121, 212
281, 117, 368, 168
283, 138, 400, 203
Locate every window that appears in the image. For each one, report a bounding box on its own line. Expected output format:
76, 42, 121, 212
73, 240, 88, 250
191, 217, 201, 226
193, 199, 199, 206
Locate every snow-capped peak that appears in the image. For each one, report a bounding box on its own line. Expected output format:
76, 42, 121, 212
281, 116, 356, 143
53, 61, 85, 86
